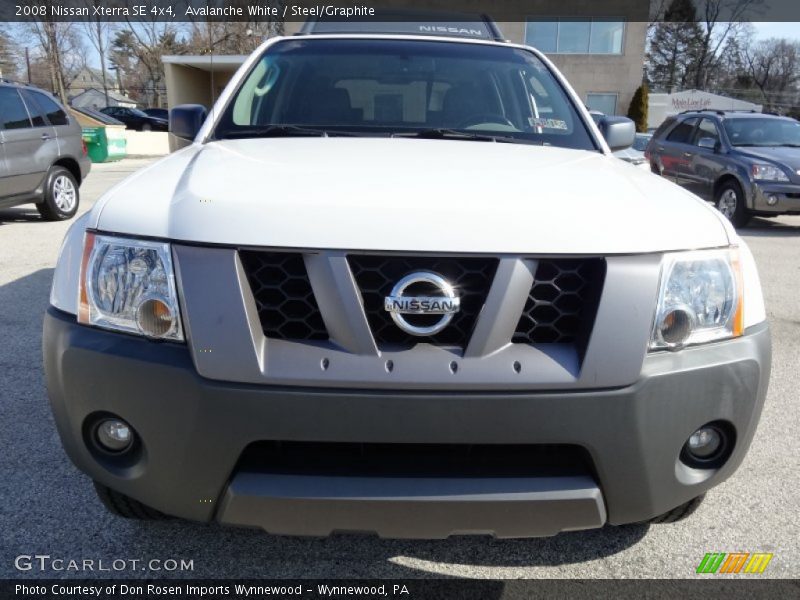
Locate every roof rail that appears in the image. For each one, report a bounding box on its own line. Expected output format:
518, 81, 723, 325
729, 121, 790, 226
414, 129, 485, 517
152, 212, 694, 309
297, 11, 506, 42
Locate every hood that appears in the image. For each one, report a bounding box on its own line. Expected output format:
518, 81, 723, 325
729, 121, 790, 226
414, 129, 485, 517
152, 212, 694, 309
92, 138, 730, 254
736, 146, 800, 174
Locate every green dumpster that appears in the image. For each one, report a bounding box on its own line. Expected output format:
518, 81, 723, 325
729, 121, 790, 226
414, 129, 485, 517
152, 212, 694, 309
82, 126, 127, 163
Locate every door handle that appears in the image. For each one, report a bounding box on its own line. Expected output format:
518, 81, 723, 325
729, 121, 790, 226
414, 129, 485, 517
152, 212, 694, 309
41, 133, 51, 141
683, 152, 693, 157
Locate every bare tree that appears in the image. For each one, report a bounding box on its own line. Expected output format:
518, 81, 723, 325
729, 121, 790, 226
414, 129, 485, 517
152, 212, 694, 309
111, 19, 187, 107
0, 28, 18, 79
82, 0, 113, 106
28, 20, 85, 104
691, 0, 761, 89
744, 38, 800, 110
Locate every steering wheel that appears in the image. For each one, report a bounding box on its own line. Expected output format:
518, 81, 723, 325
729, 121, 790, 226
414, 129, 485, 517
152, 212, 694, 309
457, 113, 515, 129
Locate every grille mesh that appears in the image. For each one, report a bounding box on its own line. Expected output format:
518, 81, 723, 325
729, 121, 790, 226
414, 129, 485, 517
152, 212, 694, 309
513, 259, 605, 345
239, 251, 328, 341
348, 255, 498, 349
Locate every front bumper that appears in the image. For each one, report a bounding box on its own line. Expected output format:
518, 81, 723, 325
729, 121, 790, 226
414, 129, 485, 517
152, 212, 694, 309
752, 181, 800, 214
44, 307, 771, 538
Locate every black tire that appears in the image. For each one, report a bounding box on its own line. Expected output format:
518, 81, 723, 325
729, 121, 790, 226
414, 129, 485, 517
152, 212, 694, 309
37, 166, 79, 221
141, 122, 152, 132
648, 494, 706, 524
93, 481, 170, 520
715, 180, 751, 228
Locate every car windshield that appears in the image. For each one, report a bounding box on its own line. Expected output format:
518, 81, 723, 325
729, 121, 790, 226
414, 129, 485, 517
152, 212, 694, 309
213, 38, 597, 150
129, 108, 149, 117
724, 117, 800, 147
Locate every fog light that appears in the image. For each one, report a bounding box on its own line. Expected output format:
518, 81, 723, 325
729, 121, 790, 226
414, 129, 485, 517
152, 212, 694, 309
687, 427, 722, 459
95, 419, 133, 452
658, 307, 693, 347
766, 194, 779, 206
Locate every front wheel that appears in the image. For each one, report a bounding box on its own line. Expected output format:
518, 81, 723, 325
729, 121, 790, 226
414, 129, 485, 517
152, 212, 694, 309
648, 494, 706, 524
37, 166, 79, 221
93, 481, 170, 520
715, 181, 750, 228
141, 123, 152, 132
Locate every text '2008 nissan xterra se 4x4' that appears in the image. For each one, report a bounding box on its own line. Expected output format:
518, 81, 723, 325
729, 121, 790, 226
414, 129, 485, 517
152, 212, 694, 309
44, 25, 770, 538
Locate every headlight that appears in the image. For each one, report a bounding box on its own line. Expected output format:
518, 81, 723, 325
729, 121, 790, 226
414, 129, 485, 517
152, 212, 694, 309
78, 233, 184, 341
751, 164, 789, 182
650, 248, 743, 350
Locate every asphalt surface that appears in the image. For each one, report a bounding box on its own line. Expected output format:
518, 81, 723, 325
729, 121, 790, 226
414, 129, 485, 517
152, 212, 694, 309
1, 158, 798, 579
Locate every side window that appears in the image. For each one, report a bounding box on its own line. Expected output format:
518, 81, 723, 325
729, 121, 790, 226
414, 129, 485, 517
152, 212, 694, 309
31, 91, 69, 126
0, 87, 33, 130
19, 90, 48, 127
652, 117, 675, 139
666, 118, 698, 144
693, 118, 720, 145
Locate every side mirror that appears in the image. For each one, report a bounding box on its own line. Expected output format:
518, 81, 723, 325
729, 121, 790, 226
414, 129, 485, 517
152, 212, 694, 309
598, 116, 636, 152
169, 104, 207, 141
697, 137, 718, 151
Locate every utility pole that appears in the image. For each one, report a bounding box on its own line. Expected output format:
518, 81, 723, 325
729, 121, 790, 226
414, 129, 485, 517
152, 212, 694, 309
25, 47, 31, 83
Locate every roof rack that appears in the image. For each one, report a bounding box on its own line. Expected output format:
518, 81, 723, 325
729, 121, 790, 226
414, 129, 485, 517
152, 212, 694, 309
298, 11, 506, 42
678, 109, 761, 116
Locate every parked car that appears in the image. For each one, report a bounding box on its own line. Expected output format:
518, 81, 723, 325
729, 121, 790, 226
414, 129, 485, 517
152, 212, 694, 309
143, 108, 169, 120
99, 106, 168, 131
45, 24, 769, 539
646, 110, 800, 227
0, 80, 91, 220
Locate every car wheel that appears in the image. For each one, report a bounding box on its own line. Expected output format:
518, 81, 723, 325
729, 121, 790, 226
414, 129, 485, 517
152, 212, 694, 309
648, 494, 706, 524
93, 481, 171, 520
715, 180, 751, 228
37, 166, 79, 221
141, 123, 152, 132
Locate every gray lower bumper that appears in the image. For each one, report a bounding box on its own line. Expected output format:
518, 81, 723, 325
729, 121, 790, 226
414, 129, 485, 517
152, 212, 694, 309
44, 308, 771, 538
219, 474, 605, 538
753, 182, 800, 213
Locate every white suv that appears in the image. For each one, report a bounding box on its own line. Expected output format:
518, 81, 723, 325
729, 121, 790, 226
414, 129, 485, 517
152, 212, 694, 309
44, 29, 770, 538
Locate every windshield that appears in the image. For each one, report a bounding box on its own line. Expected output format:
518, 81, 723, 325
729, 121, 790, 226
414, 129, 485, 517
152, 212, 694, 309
213, 38, 597, 150
723, 117, 800, 147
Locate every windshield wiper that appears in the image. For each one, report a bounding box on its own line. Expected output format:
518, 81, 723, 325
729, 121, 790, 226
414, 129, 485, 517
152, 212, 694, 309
224, 125, 332, 139
391, 128, 534, 144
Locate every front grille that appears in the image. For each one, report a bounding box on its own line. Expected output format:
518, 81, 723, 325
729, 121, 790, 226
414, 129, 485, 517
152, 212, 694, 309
237, 441, 594, 478
348, 255, 498, 349
513, 259, 606, 347
239, 251, 328, 341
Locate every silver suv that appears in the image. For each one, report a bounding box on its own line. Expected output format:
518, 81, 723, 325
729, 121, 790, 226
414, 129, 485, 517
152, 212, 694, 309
0, 80, 91, 220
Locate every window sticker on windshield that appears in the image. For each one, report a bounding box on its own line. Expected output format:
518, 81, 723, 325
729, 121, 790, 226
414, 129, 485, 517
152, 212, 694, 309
530, 117, 568, 130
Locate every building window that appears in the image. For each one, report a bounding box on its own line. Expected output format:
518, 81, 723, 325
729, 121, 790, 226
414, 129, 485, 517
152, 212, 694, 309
525, 19, 625, 55
586, 93, 618, 115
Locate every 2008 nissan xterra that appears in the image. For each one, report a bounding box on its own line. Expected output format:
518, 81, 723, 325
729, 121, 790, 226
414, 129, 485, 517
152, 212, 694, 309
44, 24, 770, 538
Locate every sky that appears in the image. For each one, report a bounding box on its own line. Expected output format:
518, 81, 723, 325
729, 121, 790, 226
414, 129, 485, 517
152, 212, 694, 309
751, 22, 800, 40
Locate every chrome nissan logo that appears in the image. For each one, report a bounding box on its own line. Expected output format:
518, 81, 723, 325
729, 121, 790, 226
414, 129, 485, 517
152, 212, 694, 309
384, 271, 461, 336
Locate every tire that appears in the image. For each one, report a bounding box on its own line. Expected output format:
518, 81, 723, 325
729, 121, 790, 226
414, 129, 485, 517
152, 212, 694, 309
93, 481, 170, 520
141, 123, 152, 132
37, 166, 79, 221
715, 180, 751, 228
648, 494, 706, 524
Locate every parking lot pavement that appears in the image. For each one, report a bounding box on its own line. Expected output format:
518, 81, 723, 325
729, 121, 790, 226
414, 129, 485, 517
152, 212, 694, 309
1, 159, 798, 579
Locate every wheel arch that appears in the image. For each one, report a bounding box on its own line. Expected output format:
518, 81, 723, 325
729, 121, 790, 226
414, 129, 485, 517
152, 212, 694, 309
713, 172, 752, 209
52, 157, 82, 185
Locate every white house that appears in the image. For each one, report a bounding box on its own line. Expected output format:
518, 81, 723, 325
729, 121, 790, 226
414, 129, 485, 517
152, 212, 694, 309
70, 88, 138, 110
